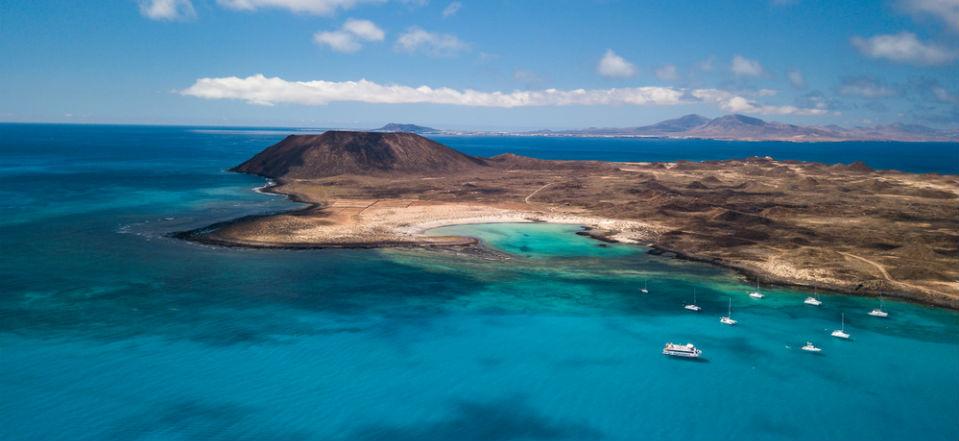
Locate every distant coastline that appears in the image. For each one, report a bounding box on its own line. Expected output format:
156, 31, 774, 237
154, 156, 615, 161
369, 114, 959, 143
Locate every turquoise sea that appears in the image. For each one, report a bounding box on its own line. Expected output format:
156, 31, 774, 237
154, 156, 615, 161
1, 124, 957, 441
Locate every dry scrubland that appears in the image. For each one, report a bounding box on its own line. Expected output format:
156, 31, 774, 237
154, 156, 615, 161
183, 132, 959, 308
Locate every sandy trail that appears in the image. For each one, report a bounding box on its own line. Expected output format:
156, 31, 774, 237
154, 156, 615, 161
838, 251, 949, 296
838, 251, 892, 280
525, 182, 555, 204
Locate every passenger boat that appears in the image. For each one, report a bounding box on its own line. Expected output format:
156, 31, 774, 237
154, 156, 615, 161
662, 342, 701, 358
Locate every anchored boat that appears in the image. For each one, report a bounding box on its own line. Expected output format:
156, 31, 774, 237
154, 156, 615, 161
684, 288, 701, 311
868, 294, 889, 318
749, 281, 765, 299
663, 342, 702, 358
831, 313, 850, 339
720, 298, 737, 325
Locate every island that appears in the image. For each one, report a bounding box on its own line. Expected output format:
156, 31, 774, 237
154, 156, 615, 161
176, 131, 959, 309
377, 114, 959, 142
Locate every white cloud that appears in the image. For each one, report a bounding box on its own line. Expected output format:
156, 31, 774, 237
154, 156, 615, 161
342, 18, 384, 40
597, 49, 636, 78
314, 18, 384, 53
788, 69, 805, 88
182, 75, 686, 107
730, 55, 764, 77
697, 56, 716, 72
930, 85, 958, 102
838, 77, 896, 98
655, 64, 679, 81
851, 32, 956, 65
692, 89, 827, 115
217, 0, 379, 15
899, 0, 959, 30
395, 27, 468, 56
476, 52, 499, 64
314, 32, 362, 52
139, 0, 196, 21
513, 69, 542, 84
442, 1, 461, 17
180, 74, 827, 116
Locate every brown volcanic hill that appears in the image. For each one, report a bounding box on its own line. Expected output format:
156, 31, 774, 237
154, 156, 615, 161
232, 131, 489, 179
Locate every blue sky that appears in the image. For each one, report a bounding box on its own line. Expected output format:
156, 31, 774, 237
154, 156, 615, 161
2, 0, 958, 129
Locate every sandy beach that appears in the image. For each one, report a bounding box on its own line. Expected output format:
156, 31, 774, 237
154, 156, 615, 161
191, 198, 662, 249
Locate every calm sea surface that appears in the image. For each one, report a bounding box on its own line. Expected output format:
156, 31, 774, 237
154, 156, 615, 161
1, 124, 957, 441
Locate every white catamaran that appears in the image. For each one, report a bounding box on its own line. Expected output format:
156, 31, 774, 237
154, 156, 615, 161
801, 341, 822, 352
640, 279, 649, 294
684, 288, 702, 311
720, 298, 737, 325
804, 287, 822, 306
749, 281, 765, 299
831, 313, 850, 339
868, 294, 889, 318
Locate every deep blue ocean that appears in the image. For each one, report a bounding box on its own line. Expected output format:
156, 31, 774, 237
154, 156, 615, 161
1, 123, 957, 441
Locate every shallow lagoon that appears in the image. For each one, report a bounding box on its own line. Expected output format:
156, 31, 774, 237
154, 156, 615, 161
1, 124, 957, 441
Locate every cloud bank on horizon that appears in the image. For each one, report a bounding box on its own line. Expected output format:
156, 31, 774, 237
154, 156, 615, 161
181, 74, 828, 116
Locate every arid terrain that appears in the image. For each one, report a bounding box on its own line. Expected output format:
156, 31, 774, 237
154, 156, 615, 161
179, 131, 959, 308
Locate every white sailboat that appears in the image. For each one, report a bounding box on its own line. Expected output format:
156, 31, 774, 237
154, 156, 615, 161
868, 294, 889, 317
801, 341, 822, 352
640, 279, 649, 294
720, 298, 737, 325
684, 288, 702, 311
749, 281, 765, 299
831, 313, 850, 339
804, 287, 822, 306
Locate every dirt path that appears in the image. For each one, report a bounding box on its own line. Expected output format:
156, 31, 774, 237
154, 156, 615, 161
838, 251, 893, 281
525, 182, 555, 204
837, 251, 946, 295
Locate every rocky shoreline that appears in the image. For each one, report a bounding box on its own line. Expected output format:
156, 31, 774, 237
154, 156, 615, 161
173, 211, 959, 311
172, 131, 959, 309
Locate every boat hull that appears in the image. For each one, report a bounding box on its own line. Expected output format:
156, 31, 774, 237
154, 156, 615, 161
663, 349, 701, 358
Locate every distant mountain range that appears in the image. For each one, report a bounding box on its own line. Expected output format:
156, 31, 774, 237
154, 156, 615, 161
540, 114, 959, 142
372, 123, 439, 134
373, 115, 958, 142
